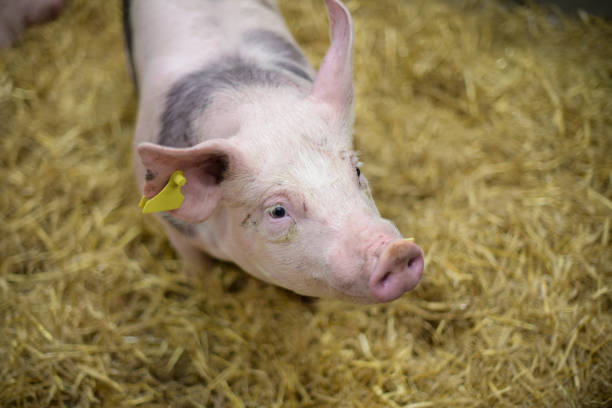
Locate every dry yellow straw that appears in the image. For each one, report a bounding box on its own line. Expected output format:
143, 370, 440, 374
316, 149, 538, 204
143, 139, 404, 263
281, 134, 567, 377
0, 0, 610, 406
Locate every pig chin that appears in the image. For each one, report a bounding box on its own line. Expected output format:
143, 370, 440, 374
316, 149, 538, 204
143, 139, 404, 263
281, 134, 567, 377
325, 234, 425, 303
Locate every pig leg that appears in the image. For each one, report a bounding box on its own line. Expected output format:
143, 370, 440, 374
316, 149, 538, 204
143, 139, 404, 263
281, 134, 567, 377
0, 0, 63, 48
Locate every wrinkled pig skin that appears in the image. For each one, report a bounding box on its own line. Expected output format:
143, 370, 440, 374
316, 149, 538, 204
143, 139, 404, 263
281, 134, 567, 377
126, 0, 424, 303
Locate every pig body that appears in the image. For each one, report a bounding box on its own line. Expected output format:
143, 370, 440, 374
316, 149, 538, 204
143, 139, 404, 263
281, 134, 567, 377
125, 0, 424, 303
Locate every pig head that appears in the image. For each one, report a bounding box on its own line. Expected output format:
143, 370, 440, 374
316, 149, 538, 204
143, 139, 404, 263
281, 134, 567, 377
132, 0, 424, 303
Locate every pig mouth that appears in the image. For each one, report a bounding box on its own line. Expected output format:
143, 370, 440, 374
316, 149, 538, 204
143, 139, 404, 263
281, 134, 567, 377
326, 265, 371, 300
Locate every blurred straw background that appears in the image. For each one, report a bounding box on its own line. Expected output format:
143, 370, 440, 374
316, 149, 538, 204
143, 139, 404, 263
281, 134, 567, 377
1, 0, 610, 406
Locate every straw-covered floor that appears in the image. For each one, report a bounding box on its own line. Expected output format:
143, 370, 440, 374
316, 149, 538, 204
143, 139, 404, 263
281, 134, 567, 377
1, 0, 610, 406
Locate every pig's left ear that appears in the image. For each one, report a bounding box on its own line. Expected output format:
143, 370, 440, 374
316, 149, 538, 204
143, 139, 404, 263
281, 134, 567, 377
137, 139, 244, 223
309, 0, 354, 113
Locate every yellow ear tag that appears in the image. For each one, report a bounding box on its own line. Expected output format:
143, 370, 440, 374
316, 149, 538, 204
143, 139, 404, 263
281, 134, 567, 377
139, 170, 186, 214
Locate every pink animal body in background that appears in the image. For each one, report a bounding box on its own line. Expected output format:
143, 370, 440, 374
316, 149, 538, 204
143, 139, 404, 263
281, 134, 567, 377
125, 0, 424, 303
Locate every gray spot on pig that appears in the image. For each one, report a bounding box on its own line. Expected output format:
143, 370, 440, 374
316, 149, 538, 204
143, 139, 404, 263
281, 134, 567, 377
215, 57, 288, 88
161, 213, 197, 236
255, 0, 277, 11
275, 61, 312, 82
145, 169, 155, 181
245, 30, 308, 66
159, 57, 296, 147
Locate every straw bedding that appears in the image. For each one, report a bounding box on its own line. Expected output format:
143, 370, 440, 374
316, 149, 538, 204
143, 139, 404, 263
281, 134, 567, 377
1, 0, 610, 406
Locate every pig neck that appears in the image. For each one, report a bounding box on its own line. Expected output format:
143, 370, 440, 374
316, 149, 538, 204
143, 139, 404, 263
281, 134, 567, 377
137, 62, 314, 151
138, 60, 312, 152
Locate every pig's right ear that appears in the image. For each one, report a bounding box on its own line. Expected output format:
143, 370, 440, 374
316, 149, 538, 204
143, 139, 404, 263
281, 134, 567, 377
137, 140, 244, 223
309, 0, 354, 114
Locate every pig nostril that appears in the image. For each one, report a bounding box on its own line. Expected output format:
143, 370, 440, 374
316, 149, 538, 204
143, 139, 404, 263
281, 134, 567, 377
406, 252, 424, 278
380, 271, 392, 287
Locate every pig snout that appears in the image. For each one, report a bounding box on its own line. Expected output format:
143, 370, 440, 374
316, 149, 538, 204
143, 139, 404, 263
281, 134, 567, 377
369, 239, 424, 302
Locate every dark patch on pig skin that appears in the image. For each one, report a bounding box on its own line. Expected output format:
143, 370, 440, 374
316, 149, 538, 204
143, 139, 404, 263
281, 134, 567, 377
145, 169, 155, 181
161, 213, 197, 236
121, 0, 138, 92
275, 61, 313, 82
159, 56, 298, 147
255, 0, 277, 11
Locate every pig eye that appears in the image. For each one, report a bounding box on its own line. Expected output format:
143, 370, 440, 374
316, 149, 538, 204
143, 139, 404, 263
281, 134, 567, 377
268, 205, 287, 219
356, 167, 361, 177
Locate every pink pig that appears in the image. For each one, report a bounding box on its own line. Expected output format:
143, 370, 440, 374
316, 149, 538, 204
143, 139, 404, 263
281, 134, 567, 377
126, 0, 424, 303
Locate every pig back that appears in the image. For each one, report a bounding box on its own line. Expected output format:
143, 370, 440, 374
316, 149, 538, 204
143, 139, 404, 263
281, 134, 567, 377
129, 0, 310, 88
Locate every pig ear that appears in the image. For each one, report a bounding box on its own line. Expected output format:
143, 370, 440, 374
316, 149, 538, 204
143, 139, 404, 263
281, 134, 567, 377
137, 139, 244, 223
309, 0, 354, 112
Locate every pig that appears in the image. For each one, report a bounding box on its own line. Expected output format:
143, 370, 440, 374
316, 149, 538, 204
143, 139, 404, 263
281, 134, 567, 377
124, 0, 424, 303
